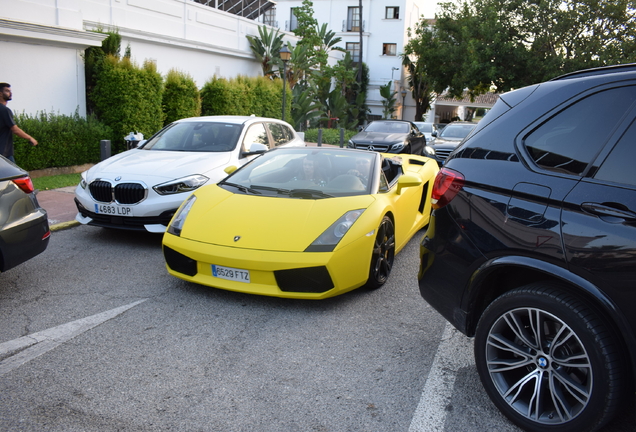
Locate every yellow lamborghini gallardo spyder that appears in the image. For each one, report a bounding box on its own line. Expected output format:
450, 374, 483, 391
162, 146, 438, 299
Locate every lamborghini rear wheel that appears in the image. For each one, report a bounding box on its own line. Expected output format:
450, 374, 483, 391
365, 216, 395, 290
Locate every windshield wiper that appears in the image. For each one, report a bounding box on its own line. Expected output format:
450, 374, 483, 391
248, 185, 334, 199
221, 181, 262, 195
289, 189, 334, 199
250, 185, 292, 195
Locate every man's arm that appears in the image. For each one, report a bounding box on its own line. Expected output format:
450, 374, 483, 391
10, 125, 37, 146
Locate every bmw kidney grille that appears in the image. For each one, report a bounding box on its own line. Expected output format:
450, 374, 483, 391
89, 180, 146, 204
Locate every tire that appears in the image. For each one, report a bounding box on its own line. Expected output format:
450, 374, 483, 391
474, 283, 627, 432
364, 216, 395, 290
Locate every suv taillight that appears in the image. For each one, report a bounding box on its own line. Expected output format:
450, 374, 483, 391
431, 168, 464, 209
12, 176, 35, 194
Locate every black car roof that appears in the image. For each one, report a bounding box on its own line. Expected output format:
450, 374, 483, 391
551, 63, 636, 81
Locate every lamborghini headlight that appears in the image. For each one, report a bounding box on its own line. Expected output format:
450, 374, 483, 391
153, 175, 209, 195
305, 209, 365, 252
167, 195, 197, 236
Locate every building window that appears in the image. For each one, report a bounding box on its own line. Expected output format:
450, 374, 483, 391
383, 43, 397, 56
263, 7, 276, 26
346, 42, 361, 62
385, 7, 399, 19
347, 7, 360, 32
290, 8, 298, 31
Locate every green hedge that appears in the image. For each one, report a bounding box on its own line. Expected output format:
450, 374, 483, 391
200, 77, 233, 116
200, 75, 289, 121
12, 59, 296, 171
13, 111, 113, 171
304, 128, 356, 145
162, 69, 201, 125
91, 56, 164, 152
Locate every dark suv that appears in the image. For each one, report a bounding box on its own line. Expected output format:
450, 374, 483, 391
418, 64, 636, 432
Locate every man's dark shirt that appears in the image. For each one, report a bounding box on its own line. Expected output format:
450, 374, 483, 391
0, 104, 15, 159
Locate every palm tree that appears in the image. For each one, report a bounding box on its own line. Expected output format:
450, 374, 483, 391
380, 81, 397, 119
246, 26, 284, 77
315, 23, 345, 67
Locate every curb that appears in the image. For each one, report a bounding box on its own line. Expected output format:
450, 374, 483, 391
50, 220, 80, 232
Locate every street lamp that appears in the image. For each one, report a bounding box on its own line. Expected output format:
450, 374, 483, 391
400, 88, 408, 120
391, 67, 399, 81
280, 45, 291, 121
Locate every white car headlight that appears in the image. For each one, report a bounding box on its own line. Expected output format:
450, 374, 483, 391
423, 146, 436, 156
153, 175, 209, 195
305, 209, 365, 252
167, 195, 197, 236
79, 171, 88, 189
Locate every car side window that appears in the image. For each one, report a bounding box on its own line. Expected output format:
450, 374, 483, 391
382, 158, 402, 186
523, 86, 636, 175
242, 123, 270, 149
594, 117, 636, 187
267, 123, 292, 147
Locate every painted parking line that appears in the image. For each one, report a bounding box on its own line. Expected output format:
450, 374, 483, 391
0, 299, 147, 376
409, 322, 475, 432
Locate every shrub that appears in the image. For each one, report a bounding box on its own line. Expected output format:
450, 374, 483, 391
304, 128, 356, 146
200, 77, 233, 116
200, 75, 288, 121
250, 76, 280, 118
91, 56, 164, 152
13, 110, 113, 171
162, 69, 201, 125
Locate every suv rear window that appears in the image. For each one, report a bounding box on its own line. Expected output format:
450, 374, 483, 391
595, 117, 636, 187
523, 86, 636, 175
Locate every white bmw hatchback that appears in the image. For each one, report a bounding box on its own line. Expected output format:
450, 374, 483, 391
75, 116, 305, 233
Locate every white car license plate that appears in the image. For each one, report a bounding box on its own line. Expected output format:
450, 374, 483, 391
95, 203, 134, 217
212, 265, 250, 283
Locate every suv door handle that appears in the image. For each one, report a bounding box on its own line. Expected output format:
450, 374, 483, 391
581, 202, 636, 221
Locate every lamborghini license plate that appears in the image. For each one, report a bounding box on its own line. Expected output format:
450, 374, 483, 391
212, 265, 250, 283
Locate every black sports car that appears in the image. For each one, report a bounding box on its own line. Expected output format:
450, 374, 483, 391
348, 120, 426, 155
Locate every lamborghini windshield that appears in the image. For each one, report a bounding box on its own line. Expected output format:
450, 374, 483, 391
220, 148, 377, 198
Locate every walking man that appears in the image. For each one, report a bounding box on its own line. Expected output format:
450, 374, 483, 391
0, 83, 37, 163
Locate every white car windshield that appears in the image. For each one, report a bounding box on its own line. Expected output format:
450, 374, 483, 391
142, 122, 243, 152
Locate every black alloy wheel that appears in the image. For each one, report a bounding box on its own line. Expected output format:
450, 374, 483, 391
365, 215, 395, 289
474, 283, 627, 432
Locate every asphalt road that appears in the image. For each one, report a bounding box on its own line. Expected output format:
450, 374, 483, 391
0, 226, 634, 431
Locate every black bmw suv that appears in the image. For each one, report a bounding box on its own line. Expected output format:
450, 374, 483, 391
418, 64, 636, 432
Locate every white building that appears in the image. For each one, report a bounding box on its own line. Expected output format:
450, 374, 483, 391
1, 0, 467, 126
0, 0, 295, 117
271, 0, 437, 121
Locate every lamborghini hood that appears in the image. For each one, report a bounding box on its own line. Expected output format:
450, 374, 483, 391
180, 187, 376, 252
